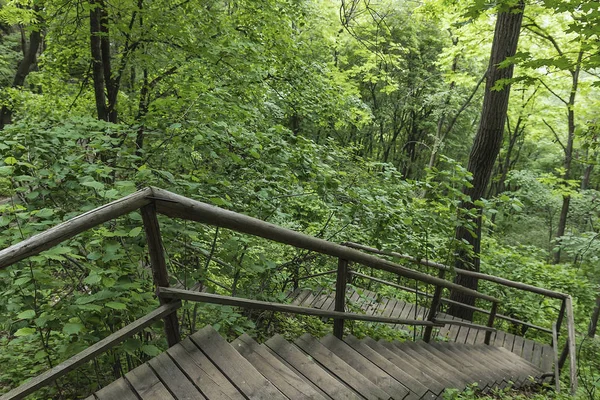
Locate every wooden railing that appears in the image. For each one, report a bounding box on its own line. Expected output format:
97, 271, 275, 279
0, 187, 494, 399
0, 187, 576, 398
342, 242, 578, 395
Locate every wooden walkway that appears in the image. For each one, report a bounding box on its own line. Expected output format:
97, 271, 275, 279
87, 325, 546, 400
289, 287, 554, 372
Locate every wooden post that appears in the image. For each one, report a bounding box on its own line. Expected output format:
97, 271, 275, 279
565, 296, 578, 395
333, 258, 348, 339
554, 298, 566, 344
424, 270, 446, 342
552, 323, 561, 393
141, 203, 180, 347
485, 301, 498, 345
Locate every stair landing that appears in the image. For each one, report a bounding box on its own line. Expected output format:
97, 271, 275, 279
87, 325, 546, 400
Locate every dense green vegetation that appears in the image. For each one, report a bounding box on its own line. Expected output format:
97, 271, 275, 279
1, 0, 599, 398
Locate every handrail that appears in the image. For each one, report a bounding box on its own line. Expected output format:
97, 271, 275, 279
349, 270, 552, 334
342, 242, 568, 299
150, 188, 500, 304
157, 287, 444, 327
0, 187, 153, 269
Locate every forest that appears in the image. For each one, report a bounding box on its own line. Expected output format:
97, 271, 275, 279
0, 0, 599, 398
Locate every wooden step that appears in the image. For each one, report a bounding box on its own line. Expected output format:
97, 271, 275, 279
344, 335, 435, 399
190, 326, 285, 399
232, 334, 328, 400
294, 333, 393, 400
265, 334, 362, 399
320, 334, 415, 400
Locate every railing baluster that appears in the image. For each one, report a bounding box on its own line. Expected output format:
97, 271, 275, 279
424, 270, 446, 342
333, 258, 349, 339
485, 301, 498, 345
552, 323, 561, 393
141, 203, 180, 347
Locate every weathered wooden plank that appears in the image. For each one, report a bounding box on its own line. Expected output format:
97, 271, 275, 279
521, 338, 535, 363
295, 334, 392, 400
190, 326, 285, 399
159, 287, 442, 326
552, 323, 561, 392
531, 342, 543, 369
512, 334, 524, 357
540, 344, 554, 373
232, 334, 327, 400
95, 378, 139, 400
168, 339, 244, 400
149, 353, 206, 399
0, 302, 181, 400
0, 187, 153, 270
320, 334, 411, 400
124, 363, 175, 400
362, 337, 446, 396
377, 340, 457, 389
265, 334, 361, 400
291, 289, 311, 306
344, 335, 434, 399
152, 188, 500, 302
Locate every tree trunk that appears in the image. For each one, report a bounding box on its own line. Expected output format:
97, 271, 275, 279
0, 10, 42, 129
448, 0, 525, 320
552, 50, 582, 264
90, 0, 108, 122
589, 293, 600, 337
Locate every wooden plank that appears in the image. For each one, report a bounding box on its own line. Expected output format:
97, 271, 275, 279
502, 332, 516, 351
521, 338, 535, 363
152, 187, 500, 303
291, 289, 311, 305
540, 344, 554, 373
377, 340, 457, 389
409, 342, 491, 390
0, 302, 181, 400
232, 334, 327, 400
344, 335, 434, 399
190, 326, 285, 399
95, 378, 139, 400
265, 334, 361, 400
362, 337, 446, 396
159, 287, 442, 326
394, 342, 471, 388
124, 363, 175, 400
169, 339, 244, 400
531, 342, 543, 369
295, 334, 392, 400
512, 334, 524, 357
320, 334, 411, 400
0, 187, 153, 270
149, 353, 206, 399
493, 330, 506, 348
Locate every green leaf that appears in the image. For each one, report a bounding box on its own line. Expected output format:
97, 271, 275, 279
4, 156, 17, 165
82, 181, 105, 191
63, 323, 84, 335
14, 327, 36, 337
83, 273, 102, 285
106, 302, 127, 310
0, 166, 13, 176
17, 310, 36, 320
36, 208, 54, 218
128, 227, 142, 237
14, 277, 31, 286
141, 344, 161, 357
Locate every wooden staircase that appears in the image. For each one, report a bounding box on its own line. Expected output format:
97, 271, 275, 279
289, 286, 554, 372
88, 325, 546, 400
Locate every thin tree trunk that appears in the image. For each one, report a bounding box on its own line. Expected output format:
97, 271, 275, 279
0, 10, 42, 129
448, 0, 525, 320
90, 0, 108, 122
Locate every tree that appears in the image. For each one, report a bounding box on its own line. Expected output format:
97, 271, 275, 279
448, 0, 525, 320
